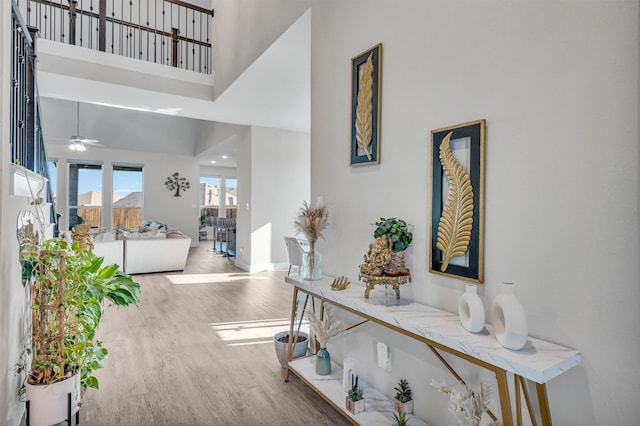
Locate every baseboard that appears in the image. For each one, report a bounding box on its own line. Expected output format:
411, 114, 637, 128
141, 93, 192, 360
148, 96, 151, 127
233, 261, 289, 273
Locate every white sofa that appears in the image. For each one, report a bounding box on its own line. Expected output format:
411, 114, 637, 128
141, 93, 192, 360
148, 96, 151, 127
122, 237, 192, 274
92, 240, 124, 269
92, 233, 191, 275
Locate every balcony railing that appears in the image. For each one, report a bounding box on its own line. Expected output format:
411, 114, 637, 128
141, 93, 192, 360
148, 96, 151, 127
11, 1, 59, 233
16, 0, 214, 74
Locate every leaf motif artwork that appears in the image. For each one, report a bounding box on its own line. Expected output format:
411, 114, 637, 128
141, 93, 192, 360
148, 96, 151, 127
436, 132, 474, 271
355, 53, 374, 160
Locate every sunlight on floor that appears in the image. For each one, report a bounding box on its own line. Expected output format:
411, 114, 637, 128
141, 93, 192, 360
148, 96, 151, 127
166, 273, 268, 285
209, 318, 290, 346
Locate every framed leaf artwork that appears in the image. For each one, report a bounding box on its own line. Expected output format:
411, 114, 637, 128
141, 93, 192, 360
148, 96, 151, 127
350, 43, 382, 166
429, 119, 486, 283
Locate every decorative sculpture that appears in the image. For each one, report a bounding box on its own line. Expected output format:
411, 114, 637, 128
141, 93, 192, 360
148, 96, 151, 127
71, 223, 93, 250
165, 172, 191, 197
436, 132, 474, 271
331, 276, 351, 291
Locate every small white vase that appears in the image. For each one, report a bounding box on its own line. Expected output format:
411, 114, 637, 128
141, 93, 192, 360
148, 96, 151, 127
458, 284, 485, 333
492, 282, 528, 350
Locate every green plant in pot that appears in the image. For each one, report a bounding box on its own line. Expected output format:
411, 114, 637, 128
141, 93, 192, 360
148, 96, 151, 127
25, 238, 140, 425
393, 378, 414, 414
373, 218, 413, 272
346, 374, 365, 414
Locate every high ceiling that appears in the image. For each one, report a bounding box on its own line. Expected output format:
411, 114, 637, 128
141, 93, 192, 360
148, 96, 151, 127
38, 10, 310, 168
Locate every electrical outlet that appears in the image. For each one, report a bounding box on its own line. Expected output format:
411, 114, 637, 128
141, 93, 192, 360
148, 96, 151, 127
377, 341, 391, 371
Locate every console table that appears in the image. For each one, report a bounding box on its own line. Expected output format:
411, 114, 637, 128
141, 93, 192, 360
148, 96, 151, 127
283, 274, 581, 426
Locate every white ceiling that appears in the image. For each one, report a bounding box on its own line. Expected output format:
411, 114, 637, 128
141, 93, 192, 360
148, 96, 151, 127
38, 10, 311, 168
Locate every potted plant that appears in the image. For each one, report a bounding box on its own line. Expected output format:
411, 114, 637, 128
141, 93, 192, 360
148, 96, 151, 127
393, 378, 414, 414
274, 299, 309, 368
25, 238, 140, 425
346, 374, 365, 414
305, 302, 345, 375
393, 409, 408, 426
373, 218, 413, 271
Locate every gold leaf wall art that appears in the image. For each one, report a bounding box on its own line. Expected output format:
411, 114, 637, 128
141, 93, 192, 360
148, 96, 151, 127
351, 43, 381, 166
436, 132, 474, 271
355, 53, 374, 160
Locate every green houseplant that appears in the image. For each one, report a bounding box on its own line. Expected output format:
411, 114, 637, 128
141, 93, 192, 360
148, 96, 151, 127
346, 374, 365, 414
25, 238, 140, 425
373, 218, 413, 252
393, 378, 414, 414
373, 218, 413, 271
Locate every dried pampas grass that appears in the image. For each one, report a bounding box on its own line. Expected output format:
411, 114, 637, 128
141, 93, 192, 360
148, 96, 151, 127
294, 201, 329, 251
305, 302, 345, 348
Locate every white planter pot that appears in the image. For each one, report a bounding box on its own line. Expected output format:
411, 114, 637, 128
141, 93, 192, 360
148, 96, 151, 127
346, 397, 365, 415
274, 331, 309, 368
458, 284, 485, 333
26, 374, 81, 426
393, 399, 413, 414
492, 282, 528, 350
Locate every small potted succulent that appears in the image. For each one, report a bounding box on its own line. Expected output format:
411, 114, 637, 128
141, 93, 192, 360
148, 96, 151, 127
346, 374, 365, 415
373, 218, 413, 272
393, 378, 413, 414
393, 409, 408, 426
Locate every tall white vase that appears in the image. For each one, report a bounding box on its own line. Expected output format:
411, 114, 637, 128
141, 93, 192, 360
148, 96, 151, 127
458, 284, 485, 333
492, 282, 528, 350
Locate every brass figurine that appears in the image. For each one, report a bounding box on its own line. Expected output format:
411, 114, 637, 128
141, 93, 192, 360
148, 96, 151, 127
331, 276, 351, 291
359, 236, 392, 276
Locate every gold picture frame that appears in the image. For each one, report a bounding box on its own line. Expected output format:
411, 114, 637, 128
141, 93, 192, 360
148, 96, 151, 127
429, 119, 485, 283
350, 43, 382, 166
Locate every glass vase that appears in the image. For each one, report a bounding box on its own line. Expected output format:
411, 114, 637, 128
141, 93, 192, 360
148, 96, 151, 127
302, 250, 322, 281
315, 347, 331, 375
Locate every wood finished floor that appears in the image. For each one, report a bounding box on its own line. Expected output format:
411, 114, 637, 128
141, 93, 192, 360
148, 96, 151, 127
79, 243, 350, 425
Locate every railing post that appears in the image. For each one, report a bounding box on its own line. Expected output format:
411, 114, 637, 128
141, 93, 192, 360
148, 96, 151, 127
171, 27, 179, 68
99, 0, 106, 51
69, 0, 77, 45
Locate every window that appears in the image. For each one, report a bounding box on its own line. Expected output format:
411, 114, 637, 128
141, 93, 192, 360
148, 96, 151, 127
68, 162, 103, 229
225, 177, 237, 218
200, 176, 220, 221
112, 163, 143, 229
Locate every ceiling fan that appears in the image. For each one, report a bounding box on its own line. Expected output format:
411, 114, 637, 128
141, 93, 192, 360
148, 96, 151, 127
67, 102, 101, 152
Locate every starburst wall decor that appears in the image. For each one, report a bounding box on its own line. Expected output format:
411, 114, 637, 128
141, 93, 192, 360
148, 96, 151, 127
165, 172, 191, 197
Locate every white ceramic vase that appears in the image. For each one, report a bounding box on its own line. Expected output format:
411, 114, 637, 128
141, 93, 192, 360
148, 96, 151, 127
458, 284, 485, 333
492, 282, 528, 350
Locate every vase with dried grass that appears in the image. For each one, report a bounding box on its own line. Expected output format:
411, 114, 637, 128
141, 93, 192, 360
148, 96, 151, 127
294, 200, 329, 281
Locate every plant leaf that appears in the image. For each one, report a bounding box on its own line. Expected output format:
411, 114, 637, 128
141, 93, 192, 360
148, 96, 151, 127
355, 53, 374, 160
436, 132, 474, 271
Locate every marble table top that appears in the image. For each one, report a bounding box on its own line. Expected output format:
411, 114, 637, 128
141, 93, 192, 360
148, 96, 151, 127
285, 274, 581, 384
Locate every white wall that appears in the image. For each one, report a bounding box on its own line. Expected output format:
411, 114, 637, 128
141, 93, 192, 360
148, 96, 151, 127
211, 0, 310, 97
47, 145, 200, 244
235, 127, 252, 267
311, 1, 639, 425
235, 126, 310, 271
250, 126, 310, 269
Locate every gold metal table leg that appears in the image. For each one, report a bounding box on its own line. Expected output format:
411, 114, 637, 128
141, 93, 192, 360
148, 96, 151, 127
536, 382, 552, 426
495, 369, 514, 426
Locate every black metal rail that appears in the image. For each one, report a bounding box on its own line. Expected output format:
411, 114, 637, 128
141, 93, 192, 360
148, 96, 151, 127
17, 0, 214, 74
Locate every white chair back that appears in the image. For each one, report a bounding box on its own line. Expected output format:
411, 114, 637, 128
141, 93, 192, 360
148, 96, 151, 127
284, 236, 305, 276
